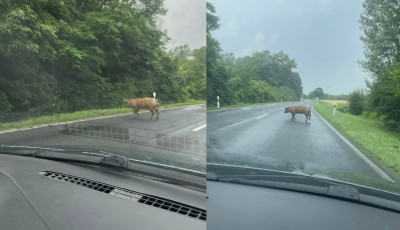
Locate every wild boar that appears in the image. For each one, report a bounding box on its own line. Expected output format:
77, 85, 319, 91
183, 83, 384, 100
123, 97, 160, 120
284, 105, 311, 123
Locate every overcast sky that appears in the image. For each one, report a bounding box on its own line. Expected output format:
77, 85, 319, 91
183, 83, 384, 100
158, 0, 206, 50
209, 0, 368, 95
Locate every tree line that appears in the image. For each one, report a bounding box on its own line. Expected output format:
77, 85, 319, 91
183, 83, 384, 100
304, 87, 348, 100
206, 3, 303, 107
0, 0, 205, 120
348, 0, 400, 130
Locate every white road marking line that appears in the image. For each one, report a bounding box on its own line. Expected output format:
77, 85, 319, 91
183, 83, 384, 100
192, 124, 206, 131
255, 114, 269, 119
312, 107, 394, 182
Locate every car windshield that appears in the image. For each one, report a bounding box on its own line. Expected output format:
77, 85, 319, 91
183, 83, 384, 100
0, 0, 206, 177
206, 0, 400, 196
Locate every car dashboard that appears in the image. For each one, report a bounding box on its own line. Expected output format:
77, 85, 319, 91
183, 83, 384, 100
0, 154, 206, 230
207, 180, 400, 230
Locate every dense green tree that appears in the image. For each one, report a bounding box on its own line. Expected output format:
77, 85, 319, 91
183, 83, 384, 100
170, 45, 206, 101
0, 0, 204, 120
311, 87, 324, 99
359, 0, 400, 129
348, 88, 367, 115
206, 2, 235, 106
234, 50, 302, 99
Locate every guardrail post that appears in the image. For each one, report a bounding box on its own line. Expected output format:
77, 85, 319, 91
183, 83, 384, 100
333, 102, 336, 115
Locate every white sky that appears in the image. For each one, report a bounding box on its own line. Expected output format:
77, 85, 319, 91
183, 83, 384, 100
158, 0, 206, 50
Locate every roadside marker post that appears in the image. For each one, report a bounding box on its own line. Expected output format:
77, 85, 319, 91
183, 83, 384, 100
217, 96, 220, 109
153, 92, 156, 99
333, 102, 336, 115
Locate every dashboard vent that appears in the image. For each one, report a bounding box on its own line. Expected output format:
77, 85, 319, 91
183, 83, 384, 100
40, 171, 115, 194
138, 195, 207, 221
39, 171, 206, 221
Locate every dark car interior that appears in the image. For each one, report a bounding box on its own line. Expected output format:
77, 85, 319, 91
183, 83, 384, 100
0, 154, 206, 230
207, 180, 400, 230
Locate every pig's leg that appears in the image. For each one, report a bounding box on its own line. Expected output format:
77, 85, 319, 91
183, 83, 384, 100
132, 107, 135, 117
150, 109, 154, 119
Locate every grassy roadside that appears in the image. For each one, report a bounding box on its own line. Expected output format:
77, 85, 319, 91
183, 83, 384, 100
207, 101, 281, 111
313, 102, 400, 179
0, 100, 205, 132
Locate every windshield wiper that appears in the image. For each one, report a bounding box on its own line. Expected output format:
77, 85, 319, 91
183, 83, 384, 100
210, 174, 360, 200
0, 145, 128, 168
0, 145, 206, 191
207, 163, 400, 213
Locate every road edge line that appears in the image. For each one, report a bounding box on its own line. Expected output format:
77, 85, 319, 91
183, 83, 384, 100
311, 105, 395, 182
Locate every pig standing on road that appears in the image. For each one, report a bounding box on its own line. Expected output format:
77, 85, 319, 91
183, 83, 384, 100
123, 97, 160, 120
284, 105, 311, 123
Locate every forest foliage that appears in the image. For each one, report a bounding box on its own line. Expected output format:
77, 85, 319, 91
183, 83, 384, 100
0, 0, 205, 121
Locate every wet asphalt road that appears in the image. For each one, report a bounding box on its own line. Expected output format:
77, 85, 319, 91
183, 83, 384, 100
207, 101, 386, 179
0, 104, 206, 171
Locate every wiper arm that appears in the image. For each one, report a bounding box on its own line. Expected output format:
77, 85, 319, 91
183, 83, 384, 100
0, 145, 128, 168
33, 149, 129, 168
209, 173, 360, 200
0, 145, 206, 191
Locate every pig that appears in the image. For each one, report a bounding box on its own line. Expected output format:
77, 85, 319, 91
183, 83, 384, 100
284, 105, 311, 123
123, 97, 160, 120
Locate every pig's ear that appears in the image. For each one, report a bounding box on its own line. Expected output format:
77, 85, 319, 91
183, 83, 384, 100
123, 98, 128, 102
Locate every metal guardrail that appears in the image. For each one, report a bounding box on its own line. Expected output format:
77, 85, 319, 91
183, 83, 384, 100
58, 122, 205, 155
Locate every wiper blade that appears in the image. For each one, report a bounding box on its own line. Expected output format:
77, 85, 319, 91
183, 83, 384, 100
0, 145, 128, 168
213, 175, 360, 200
34, 149, 128, 168
207, 164, 400, 212
1, 145, 206, 191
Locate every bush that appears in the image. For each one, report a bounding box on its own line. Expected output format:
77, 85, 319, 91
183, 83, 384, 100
0, 91, 12, 112
385, 119, 400, 132
337, 103, 349, 113
348, 89, 367, 115
361, 111, 378, 120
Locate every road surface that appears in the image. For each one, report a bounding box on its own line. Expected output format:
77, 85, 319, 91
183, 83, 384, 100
0, 104, 206, 171
207, 101, 392, 180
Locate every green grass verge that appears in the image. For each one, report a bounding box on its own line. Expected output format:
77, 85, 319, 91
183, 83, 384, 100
314, 102, 400, 179
207, 101, 280, 111
0, 100, 205, 132
161, 99, 204, 108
